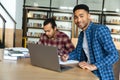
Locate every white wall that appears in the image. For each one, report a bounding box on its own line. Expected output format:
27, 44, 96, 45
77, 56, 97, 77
1, 0, 16, 19
15, 0, 24, 29
1, 0, 16, 28
1, 0, 24, 29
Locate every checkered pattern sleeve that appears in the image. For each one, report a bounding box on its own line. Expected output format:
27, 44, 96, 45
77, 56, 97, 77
68, 31, 84, 60
94, 26, 119, 69
68, 48, 78, 60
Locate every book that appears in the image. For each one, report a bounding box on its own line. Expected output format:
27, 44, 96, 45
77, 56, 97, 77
3, 48, 30, 61
8, 51, 24, 57
5, 47, 29, 57
4, 50, 18, 60
5, 47, 29, 52
4, 55, 17, 60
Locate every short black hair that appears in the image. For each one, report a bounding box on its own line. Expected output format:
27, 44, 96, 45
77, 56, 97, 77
43, 18, 57, 29
73, 4, 89, 13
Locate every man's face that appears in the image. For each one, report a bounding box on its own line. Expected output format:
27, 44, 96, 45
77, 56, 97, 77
74, 9, 90, 30
43, 23, 56, 38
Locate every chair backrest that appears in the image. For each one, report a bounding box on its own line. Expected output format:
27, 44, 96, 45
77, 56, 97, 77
113, 50, 120, 80
114, 42, 120, 50
112, 41, 120, 80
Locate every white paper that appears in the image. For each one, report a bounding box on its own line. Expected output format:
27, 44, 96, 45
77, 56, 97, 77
59, 60, 79, 65
58, 56, 79, 65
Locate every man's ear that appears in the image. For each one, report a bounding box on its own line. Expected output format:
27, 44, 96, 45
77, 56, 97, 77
88, 14, 91, 19
54, 27, 57, 31
88, 14, 92, 21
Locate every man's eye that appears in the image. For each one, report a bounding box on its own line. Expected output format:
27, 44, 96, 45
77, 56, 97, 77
74, 17, 78, 19
80, 16, 83, 18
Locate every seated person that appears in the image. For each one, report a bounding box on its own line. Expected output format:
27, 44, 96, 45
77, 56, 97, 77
37, 18, 75, 56
61, 4, 119, 80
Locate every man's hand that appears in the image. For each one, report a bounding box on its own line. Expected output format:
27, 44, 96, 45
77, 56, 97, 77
78, 61, 97, 71
61, 54, 69, 62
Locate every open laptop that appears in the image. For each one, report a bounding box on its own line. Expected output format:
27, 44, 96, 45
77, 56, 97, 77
28, 43, 73, 72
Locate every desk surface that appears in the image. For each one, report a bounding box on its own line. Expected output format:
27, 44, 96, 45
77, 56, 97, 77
0, 58, 99, 80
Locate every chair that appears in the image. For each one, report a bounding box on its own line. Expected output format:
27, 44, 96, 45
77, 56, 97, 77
113, 50, 120, 80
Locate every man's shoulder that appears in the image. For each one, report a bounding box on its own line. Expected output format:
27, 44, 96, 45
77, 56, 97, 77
95, 24, 109, 32
40, 33, 47, 39
91, 23, 108, 31
56, 31, 70, 40
40, 33, 46, 36
90, 23, 110, 37
57, 31, 68, 36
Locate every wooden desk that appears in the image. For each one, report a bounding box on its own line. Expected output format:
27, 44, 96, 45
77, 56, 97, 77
0, 58, 99, 80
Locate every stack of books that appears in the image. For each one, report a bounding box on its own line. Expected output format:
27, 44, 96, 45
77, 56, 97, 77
8, 50, 24, 57
4, 47, 29, 60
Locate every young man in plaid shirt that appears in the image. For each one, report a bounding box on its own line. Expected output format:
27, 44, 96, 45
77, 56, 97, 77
37, 18, 75, 56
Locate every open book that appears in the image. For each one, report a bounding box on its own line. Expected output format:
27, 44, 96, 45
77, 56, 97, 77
59, 60, 79, 65
58, 56, 79, 65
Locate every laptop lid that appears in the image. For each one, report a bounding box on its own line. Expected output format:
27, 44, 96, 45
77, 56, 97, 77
28, 43, 63, 72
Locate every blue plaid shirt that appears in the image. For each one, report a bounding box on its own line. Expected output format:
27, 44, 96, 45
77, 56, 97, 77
69, 22, 119, 80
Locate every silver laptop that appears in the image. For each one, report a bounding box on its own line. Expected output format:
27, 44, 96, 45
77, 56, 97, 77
28, 43, 72, 72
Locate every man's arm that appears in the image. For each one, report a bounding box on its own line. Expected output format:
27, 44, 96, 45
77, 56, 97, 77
64, 36, 75, 54
94, 26, 119, 69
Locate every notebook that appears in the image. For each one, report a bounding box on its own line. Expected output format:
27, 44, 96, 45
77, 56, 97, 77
28, 43, 73, 72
